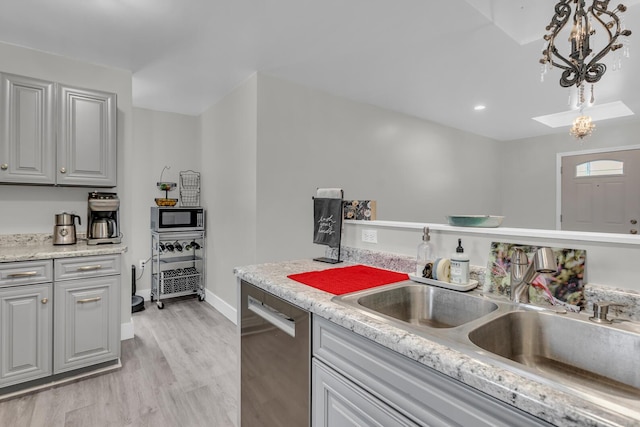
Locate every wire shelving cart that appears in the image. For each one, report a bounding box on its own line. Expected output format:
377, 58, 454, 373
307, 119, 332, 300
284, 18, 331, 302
150, 230, 205, 309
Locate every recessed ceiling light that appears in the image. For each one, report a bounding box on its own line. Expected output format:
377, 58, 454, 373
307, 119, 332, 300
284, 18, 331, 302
474, 105, 486, 111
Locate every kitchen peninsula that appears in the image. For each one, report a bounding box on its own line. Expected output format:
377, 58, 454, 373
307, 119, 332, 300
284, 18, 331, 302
235, 252, 640, 427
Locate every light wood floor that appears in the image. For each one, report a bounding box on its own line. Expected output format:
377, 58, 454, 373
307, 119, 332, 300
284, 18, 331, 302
0, 297, 239, 427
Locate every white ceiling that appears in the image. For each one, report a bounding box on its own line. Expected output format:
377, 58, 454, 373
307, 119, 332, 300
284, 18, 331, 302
1, 0, 638, 141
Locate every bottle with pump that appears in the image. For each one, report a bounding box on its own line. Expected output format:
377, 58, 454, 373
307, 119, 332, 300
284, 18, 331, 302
450, 238, 470, 284
416, 227, 436, 278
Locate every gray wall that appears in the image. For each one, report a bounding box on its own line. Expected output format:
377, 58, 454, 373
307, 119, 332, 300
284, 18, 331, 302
255, 74, 502, 262
199, 75, 257, 315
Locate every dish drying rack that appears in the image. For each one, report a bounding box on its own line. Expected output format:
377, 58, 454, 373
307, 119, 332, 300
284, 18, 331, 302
180, 170, 200, 206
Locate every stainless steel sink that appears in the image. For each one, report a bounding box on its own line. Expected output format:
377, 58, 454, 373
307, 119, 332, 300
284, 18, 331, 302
468, 310, 640, 398
333, 280, 640, 416
333, 282, 498, 328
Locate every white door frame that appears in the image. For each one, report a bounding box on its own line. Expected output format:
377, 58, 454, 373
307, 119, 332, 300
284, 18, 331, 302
556, 143, 640, 230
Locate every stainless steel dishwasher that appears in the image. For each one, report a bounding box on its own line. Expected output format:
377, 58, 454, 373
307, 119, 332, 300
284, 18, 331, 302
240, 280, 310, 427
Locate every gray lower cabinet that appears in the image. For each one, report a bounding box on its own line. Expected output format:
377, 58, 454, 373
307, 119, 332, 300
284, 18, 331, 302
53, 256, 120, 374
0, 71, 117, 187
0, 283, 52, 387
313, 359, 418, 427
312, 316, 552, 427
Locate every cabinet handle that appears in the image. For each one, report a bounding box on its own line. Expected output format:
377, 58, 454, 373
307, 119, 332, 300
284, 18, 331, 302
76, 265, 103, 271
8, 271, 38, 278
1, 163, 7, 170
60, 167, 66, 173
77, 296, 102, 304
41, 298, 48, 304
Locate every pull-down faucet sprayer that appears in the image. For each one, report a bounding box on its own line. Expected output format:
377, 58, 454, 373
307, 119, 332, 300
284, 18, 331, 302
510, 247, 556, 304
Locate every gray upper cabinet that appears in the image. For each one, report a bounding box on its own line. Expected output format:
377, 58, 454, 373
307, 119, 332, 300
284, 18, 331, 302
0, 73, 56, 184
0, 72, 117, 187
57, 85, 117, 187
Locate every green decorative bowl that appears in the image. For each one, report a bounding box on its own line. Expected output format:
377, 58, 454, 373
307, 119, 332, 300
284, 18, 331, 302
446, 215, 505, 228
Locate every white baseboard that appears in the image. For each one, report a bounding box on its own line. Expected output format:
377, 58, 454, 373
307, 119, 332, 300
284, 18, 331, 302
121, 321, 134, 340
204, 289, 237, 325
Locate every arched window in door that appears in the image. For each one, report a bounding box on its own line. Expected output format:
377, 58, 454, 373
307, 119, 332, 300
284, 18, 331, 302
575, 160, 624, 177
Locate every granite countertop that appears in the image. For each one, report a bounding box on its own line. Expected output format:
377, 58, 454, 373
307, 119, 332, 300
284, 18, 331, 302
235, 259, 640, 427
0, 234, 127, 262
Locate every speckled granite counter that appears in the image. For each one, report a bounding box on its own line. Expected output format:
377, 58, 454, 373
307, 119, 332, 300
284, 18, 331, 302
0, 233, 127, 262
235, 259, 640, 427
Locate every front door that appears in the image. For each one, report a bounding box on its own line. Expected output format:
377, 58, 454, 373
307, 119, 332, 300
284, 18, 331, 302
561, 149, 640, 234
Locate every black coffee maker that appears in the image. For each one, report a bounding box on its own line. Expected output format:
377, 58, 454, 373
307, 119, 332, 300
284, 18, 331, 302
87, 192, 122, 245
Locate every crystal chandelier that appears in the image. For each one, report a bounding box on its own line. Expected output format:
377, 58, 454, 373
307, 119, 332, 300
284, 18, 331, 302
570, 115, 596, 139
539, 1, 632, 138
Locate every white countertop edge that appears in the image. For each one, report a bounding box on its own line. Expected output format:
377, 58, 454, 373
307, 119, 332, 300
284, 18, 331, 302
346, 220, 640, 245
0, 244, 128, 263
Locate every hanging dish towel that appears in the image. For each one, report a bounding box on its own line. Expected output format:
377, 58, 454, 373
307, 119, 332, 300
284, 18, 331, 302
288, 264, 409, 295
313, 188, 343, 248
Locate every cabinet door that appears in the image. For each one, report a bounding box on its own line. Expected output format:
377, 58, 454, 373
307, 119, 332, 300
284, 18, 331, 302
54, 276, 120, 374
0, 73, 56, 184
0, 283, 52, 388
57, 84, 116, 187
313, 359, 418, 427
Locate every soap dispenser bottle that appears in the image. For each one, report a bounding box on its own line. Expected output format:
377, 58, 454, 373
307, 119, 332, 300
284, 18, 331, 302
450, 238, 470, 285
416, 227, 435, 278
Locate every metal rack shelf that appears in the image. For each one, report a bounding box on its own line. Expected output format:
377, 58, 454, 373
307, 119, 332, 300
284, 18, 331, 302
150, 230, 205, 309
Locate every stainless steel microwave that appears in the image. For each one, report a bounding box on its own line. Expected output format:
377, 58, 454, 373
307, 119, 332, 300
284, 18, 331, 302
150, 207, 205, 232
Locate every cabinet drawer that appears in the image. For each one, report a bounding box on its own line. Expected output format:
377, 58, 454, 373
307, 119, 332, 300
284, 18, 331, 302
54, 255, 120, 281
0, 260, 53, 287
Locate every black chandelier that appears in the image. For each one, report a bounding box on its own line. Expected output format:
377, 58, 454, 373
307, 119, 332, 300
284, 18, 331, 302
540, 0, 632, 139
540, 0, 631, 90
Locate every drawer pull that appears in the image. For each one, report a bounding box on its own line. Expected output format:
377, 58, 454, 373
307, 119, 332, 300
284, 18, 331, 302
8, 271, 38, 278
41, 298, 48, 304
76, 265, 103, 271
77, 296, 102, 304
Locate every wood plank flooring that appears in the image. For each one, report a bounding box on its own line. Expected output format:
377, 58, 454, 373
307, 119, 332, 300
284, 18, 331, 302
0, 297, 238, 427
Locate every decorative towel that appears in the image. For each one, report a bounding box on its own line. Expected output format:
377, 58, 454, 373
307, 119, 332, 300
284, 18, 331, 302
313, 187, 343, 248
287, 264, 409, 295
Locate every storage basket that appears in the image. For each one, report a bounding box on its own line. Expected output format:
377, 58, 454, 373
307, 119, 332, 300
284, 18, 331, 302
179, 170, 201, 206
155, 267, 200, 294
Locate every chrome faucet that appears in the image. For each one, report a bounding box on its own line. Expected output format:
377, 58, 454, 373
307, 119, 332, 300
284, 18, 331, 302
510, 247, 556, 304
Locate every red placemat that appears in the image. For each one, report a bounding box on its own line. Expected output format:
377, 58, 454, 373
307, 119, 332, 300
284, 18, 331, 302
287, 264, 409, 295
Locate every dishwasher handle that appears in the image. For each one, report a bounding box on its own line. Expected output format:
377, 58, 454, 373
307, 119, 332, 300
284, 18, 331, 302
247, 295, 296, 338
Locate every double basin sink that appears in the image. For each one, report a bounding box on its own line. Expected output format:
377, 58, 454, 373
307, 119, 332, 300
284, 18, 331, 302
332, 282, 640, 412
